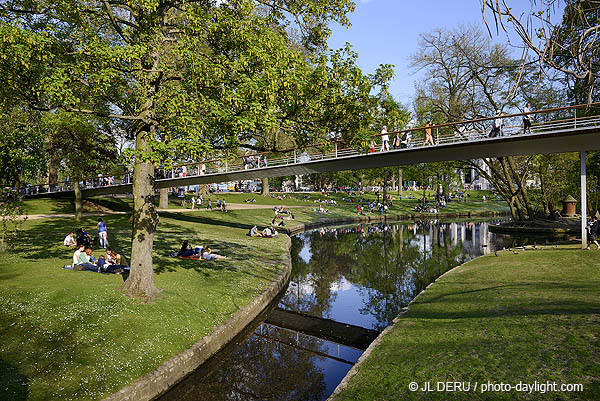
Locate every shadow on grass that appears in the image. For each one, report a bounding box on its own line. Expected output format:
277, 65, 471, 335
160, 212, 256, 231
12, 215, 133, 263
0, 359, 29, 401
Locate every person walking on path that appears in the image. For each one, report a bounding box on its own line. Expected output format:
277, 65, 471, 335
523, 103, 533, 134
380, 126, 390, 151
97, 218, 108, 249
586, 216, 600, 250
423, 121, 435, 146
190, 195, 196, 210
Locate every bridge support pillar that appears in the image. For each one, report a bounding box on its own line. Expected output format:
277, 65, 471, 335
581, 151, 587, 249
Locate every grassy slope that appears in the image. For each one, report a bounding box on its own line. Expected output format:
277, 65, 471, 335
21, 190, 507, 216
332, 245, 600, 401
0, 210, 289, 401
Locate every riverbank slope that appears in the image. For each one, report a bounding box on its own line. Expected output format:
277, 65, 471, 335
330, 244, 600, 400
1, 195, 508, 401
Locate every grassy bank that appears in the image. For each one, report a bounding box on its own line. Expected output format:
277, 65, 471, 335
21, 189, 507, 217
332, 244, 600, 401
0, 210, 290, 401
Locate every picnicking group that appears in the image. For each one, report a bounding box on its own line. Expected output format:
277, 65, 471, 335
63, 218, 130, 274
175, 240, 227, 260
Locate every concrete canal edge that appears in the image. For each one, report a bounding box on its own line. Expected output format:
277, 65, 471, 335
103, 237, 293, 401
327, 253, 486, 400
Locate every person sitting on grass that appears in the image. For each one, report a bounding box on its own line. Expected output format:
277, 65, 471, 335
262, 227, 280, 238
76, 247, 99, 272
103, 249, 130, 273
64, 232, 77, 247
76, 227, 92, 247
178, 240, 194, 257
202, 245, 226, 260
247, 225, 260, 237
72, 244, 85, 266
96, 254, 107, 270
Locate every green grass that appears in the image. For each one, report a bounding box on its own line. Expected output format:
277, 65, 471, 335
0, 211, 290, 401
22, 190, 507, 217
332, 244, 600, 401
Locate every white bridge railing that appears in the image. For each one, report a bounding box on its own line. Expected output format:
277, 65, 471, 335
21, 107, 600, 196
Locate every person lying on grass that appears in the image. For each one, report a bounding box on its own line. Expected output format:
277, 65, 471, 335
201, 245, 226, 260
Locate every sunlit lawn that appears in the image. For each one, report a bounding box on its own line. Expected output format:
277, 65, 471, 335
0, 211, 289, 401
333, 244, 600, 401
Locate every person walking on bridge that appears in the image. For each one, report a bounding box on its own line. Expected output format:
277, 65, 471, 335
423, 121, 434, 146
380, 126, 390, 151
523, 103, 532, 134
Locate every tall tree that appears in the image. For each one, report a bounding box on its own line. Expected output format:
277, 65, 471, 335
482, 0, 599, 104
0, 0, 383, 301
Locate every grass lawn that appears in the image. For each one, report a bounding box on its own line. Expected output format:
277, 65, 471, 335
22, 190, 507, 217
0, 210, 290, 401
332, 244, 600, 401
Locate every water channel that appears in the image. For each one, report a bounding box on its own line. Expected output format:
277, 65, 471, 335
160, 218, 562, 401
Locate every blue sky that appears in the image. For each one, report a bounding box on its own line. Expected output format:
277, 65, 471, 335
327, 0, 530, 106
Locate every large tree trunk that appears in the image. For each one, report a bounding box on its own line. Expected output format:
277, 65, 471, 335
73, 179, 83, 222
47, 131, 59, 190
397, 167, 403, 195
122, 126, 160, 302
261, 177, 269, 196
159, 187, 169, 209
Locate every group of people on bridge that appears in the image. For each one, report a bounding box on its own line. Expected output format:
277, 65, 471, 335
372, 103, 535, 152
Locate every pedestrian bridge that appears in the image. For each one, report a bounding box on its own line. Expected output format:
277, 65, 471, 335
24, 104, 600, 199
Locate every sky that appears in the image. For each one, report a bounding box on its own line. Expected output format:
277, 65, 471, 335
326, 0, 536, 106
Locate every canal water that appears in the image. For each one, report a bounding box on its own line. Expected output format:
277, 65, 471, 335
160, 219, 552, 401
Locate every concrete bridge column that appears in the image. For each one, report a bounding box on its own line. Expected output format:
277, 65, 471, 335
581, 151, 587, 249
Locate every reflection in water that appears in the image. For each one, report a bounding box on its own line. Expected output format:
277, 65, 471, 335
161, 219, 545, 401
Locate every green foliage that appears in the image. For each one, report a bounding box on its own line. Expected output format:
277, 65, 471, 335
43, 111, 119, 181
0, 105, 47, 187
0, 188, 27, 251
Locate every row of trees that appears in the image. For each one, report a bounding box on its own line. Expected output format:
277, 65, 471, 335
1, 1, 598, 301
0, 0, 395, 300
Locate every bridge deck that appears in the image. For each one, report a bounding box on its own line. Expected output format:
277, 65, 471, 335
25, 121, 600, 199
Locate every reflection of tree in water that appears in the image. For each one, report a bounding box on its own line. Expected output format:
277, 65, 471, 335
288, 222, 473, 331
188, 325, 327, 401
283, 230, 357, 317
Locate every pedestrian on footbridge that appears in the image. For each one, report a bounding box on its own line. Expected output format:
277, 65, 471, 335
380, 126, 390, 151
423, 121, 435, 146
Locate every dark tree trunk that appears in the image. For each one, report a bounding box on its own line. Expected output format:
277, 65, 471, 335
73, 179, 83, 222
122, 126, 160, 302
47, 131, 59, 190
